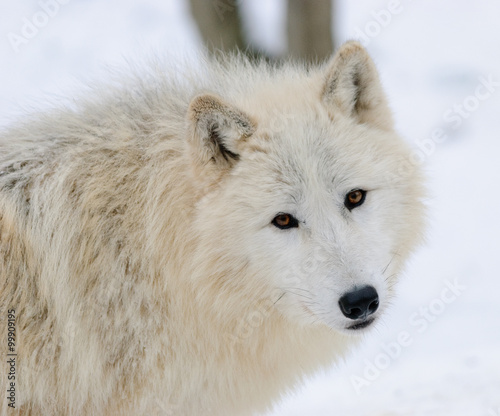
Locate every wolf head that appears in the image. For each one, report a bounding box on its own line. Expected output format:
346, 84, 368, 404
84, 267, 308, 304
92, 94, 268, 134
186, 41, 425, 335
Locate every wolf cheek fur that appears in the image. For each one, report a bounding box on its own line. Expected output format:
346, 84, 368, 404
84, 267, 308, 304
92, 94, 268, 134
0, 41, 425, 415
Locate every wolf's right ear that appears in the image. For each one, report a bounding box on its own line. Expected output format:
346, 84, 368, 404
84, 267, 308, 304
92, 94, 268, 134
322, 41, 393, 130
187, 94, 256, 174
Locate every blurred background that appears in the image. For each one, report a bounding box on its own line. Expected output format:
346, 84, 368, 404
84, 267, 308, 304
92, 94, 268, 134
1, 1, 499, 415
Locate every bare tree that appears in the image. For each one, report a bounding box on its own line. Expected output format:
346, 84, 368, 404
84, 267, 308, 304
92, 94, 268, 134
189, 0, 335, 62
287, 0, 334, 61
189, 0, 246, 53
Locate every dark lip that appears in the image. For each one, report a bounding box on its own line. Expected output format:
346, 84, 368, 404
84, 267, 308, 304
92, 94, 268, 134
347, 317, 375, 330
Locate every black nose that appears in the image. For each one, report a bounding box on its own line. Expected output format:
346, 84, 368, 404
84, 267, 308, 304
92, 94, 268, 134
339, 286, 379, 320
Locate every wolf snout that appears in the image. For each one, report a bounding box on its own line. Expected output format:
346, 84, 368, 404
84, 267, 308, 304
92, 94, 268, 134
338, 285, 379, 320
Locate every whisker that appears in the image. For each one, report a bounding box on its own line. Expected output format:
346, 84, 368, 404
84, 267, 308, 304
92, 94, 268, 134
273, 292, 286, 305
382, 252, 399, 275
384, 273, 397, 283
281, 287, 314, 300
281, 287, 311, 293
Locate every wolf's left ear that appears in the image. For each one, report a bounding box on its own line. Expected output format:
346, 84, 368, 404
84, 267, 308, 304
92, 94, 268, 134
322, 41, 393, 130
187, 94, 256, 171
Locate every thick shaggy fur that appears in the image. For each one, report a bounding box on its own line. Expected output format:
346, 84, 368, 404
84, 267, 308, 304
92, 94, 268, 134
0, 42, 425, 415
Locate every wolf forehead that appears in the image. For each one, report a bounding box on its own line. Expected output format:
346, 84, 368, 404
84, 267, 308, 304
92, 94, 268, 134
189, 97, 398, 192
186, 42, 398, 172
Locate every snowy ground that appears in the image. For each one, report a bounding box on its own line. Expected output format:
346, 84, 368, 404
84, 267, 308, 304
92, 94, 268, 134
1, 1, 499, 415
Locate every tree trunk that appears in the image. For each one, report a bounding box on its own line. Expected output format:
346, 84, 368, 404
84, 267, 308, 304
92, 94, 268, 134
287, 0, 334, 62
189, 0, 246, 53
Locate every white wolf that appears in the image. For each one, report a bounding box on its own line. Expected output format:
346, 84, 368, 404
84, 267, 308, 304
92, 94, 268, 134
0, 41, 425, 415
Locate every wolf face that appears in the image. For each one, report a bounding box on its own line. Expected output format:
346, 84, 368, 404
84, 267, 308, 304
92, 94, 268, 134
188, 41, 425, 336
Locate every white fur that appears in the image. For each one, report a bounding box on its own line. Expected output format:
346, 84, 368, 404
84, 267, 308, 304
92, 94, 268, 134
0, 42, 425, 415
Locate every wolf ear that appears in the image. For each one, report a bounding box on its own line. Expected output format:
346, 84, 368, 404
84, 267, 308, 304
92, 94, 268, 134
322, 41, 393, 130
187, 94, 256, 171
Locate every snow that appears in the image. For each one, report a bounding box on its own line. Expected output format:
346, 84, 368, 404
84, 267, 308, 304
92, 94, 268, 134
1, 1, 499, 415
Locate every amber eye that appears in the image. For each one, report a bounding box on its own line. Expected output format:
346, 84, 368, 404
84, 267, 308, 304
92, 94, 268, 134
272, 213, 299, 230
344, 189, 367, 210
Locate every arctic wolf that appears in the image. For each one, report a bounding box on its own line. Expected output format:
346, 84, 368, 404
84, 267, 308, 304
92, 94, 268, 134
0, 41, 424, 415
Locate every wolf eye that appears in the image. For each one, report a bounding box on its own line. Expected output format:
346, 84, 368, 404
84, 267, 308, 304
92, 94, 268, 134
344, 189, 366, 210
272, 213, 299, 229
